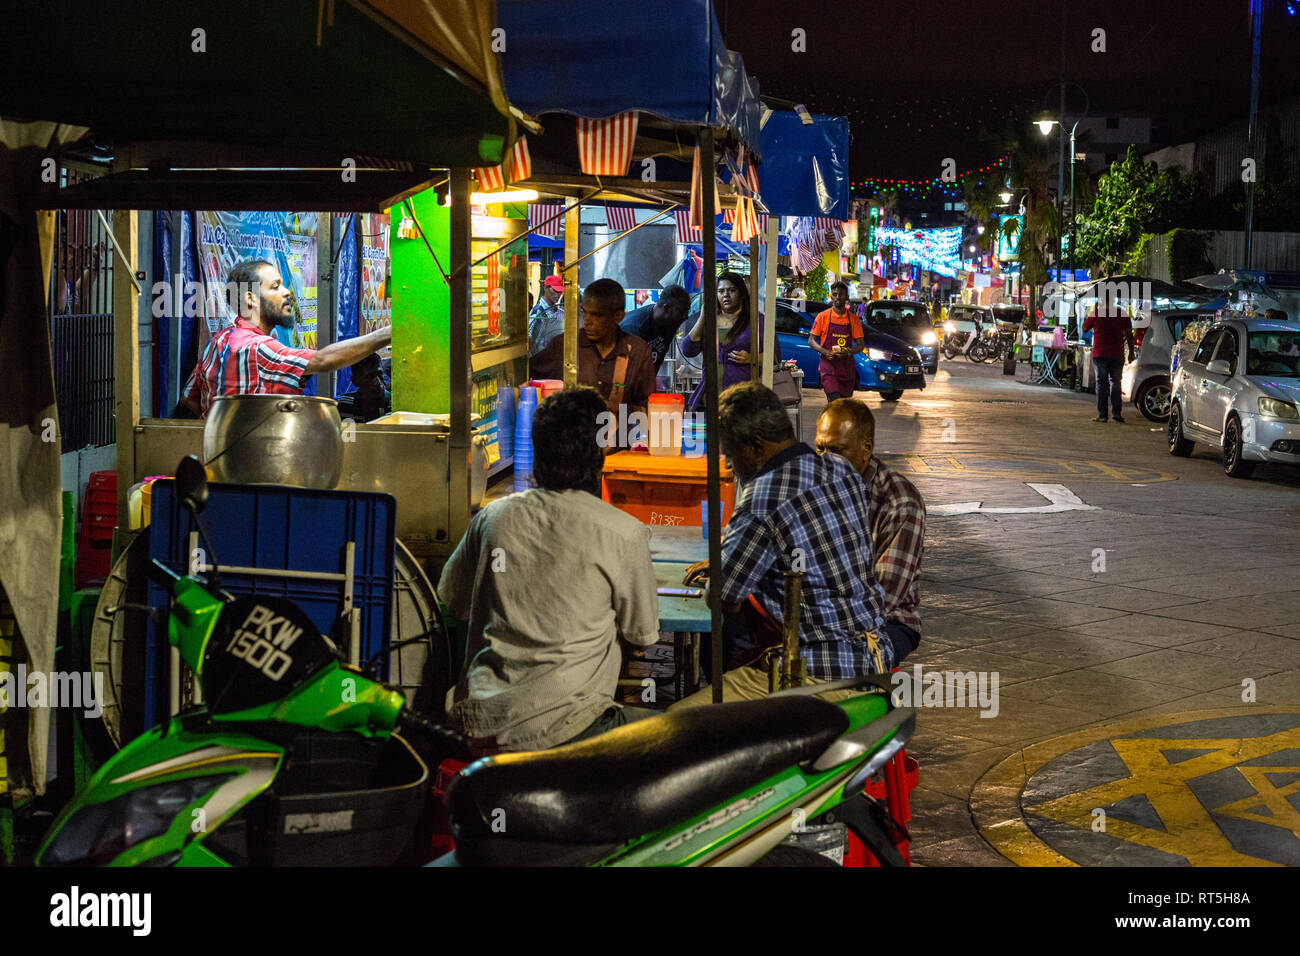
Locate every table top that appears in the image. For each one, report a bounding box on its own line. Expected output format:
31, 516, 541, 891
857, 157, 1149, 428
654, 560, 712, 632
648, 525, 709, 564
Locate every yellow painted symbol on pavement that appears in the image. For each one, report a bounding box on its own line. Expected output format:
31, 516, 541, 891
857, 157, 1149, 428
972, 707, 1300, 867
1024, 729, 1299, 866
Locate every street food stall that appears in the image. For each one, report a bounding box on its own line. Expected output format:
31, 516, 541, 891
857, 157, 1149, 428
0, 0, 520, 796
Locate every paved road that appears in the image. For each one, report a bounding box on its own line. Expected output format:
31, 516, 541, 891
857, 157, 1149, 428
831, 357, 1300, 866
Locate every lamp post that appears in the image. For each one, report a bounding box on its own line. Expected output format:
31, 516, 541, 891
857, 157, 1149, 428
1036, 82, 1088, 332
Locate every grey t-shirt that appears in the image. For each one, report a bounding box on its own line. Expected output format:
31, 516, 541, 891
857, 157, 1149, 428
437, 487, 660, 751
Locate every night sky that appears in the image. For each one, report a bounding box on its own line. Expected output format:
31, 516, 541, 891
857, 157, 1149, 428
718, 0, 1300, 180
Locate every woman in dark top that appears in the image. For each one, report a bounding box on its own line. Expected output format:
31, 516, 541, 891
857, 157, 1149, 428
678, 271, 780, 412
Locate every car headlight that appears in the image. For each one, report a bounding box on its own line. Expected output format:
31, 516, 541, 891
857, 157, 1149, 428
1258, 397, 1299, 421
943, 322, 955, 333
867, 348, 888, 361
38, 774, 234, 866
921, 331, 937, 345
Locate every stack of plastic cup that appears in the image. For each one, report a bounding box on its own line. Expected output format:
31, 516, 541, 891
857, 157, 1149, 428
513, 386, 539, 492
498, 383, 516, 461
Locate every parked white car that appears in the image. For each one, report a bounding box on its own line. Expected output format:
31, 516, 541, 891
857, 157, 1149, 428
1121, 309, 1218, 422
1168, 316, 1300, 477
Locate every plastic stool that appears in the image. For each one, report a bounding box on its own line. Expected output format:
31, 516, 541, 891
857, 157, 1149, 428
431, 758, 468, 857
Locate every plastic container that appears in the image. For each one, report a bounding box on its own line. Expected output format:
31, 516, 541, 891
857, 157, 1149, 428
513, 386, 539, 493
525, 378, 564, 399
647, 393, 685, 457
601, 450, 735, 527
1050, 325, 1068, 349
681, 416, 707, 457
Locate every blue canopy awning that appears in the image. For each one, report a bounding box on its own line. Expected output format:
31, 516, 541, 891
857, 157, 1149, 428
758, 112, 851, 220
498, 0, 760, 154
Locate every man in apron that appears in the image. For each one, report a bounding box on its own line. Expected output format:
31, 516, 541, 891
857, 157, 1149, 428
808, 281, 865, 402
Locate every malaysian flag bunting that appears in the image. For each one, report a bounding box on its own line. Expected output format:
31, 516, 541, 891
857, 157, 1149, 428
675, 209, 701, 244
507, 137, 532, 183
529, 203, 563, 238
475, 163, 505, 192
730, 197, 760, 244
605, 206, 636, 231
577, 111, 640, 176
689, 143, 722, 229
722, 208, 770, 243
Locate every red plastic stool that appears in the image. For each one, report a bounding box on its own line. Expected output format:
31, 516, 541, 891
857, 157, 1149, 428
431, 758, 468, 857
844, 665, 920, 867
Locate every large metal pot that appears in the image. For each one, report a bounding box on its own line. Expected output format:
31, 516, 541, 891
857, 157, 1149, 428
204, 395, 343, 489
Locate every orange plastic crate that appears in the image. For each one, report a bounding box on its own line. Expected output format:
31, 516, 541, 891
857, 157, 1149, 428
601, 450, 735, 527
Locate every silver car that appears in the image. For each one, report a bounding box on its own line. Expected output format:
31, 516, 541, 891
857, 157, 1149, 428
1168, 316, 1300, 477
1121, 309, 1218, 422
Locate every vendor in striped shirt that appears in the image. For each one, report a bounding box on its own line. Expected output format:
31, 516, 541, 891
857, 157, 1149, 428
815, 399, 926, 663
181, 259, 391, 417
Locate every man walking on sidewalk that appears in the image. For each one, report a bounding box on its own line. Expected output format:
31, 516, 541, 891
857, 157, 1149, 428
1082, 298, 1136, 423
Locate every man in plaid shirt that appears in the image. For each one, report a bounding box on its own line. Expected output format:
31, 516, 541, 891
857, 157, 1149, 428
673, 382, 891, 708
182, 259, 391, 417
816, 399, 925, 662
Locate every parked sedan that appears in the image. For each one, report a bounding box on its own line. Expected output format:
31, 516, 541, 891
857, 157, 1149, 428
775, 300, 926, 401
1168, 316, 1300, 477
1122, 309, 1218, 422
863, 300, 939, 373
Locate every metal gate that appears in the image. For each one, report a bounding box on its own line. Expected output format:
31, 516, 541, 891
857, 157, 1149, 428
47, 167, 115, 451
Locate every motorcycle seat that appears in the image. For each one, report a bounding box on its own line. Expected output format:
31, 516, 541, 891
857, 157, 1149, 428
447, 696, 848, 860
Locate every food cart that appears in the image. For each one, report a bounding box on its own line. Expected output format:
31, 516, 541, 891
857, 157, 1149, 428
0, 0, 522, 794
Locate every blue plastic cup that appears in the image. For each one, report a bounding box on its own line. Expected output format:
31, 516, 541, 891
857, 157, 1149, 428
700, 500, 728, 539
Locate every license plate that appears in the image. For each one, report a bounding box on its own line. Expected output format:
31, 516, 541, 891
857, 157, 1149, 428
906, 365, 921, 374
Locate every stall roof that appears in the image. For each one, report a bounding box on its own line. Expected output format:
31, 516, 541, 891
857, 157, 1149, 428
497, 0, 760, 155
0, 0, 513, 169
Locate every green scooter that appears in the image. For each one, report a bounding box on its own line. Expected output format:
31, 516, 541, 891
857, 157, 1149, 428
39, 457, 913, 867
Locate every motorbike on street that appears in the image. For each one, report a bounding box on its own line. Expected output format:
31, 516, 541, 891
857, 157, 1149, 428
38, 457, 915, 868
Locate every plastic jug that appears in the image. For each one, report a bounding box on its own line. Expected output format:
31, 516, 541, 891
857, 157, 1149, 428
648, 393, 685, 456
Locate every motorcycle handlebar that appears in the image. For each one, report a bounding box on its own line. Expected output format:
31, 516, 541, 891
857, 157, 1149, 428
398, 708, 474, 763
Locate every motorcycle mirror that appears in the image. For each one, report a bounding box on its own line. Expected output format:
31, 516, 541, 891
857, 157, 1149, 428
175, 455, 209, 514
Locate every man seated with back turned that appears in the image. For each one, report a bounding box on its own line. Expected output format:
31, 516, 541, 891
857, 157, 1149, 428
815, 399, 925, 664
436, 387, 660, 754
672, 382, 892, 708
530, 278, 657, 419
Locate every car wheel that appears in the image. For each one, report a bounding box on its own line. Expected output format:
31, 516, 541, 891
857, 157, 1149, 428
1223, 415, 1256, 478
927, 362, 938, 375
880, 389, 904, 402
1167, 402, 1194, 457
1135, 378, 1171, 422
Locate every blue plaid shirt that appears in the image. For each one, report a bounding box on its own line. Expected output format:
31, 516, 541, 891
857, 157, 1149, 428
719, 443, 890, 678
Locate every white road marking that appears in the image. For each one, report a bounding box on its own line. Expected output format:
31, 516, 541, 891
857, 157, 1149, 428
930, 482, 1100, 516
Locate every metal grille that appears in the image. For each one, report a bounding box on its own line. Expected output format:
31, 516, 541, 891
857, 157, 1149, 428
48, 168, 115, 451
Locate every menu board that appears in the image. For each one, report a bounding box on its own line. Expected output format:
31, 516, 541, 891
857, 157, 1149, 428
359, 213, 391, 335
470, 217, 527, 352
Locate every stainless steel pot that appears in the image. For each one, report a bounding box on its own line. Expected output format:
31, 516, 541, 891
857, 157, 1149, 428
204, 395, 343, 489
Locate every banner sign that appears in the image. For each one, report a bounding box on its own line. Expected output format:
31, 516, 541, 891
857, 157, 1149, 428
359, 213, 391, 335
195, 211, 319, 349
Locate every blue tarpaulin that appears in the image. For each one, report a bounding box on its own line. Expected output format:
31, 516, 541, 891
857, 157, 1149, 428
758, 112, 850, 220
498, 0, 760, 153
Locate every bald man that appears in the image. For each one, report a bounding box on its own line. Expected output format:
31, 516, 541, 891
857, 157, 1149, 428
815, 399, 926, 663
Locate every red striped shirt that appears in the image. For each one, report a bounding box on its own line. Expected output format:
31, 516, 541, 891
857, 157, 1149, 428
183, 317, 314, 416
